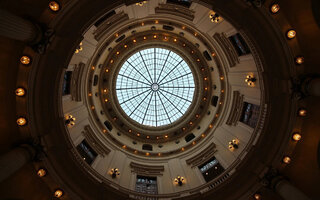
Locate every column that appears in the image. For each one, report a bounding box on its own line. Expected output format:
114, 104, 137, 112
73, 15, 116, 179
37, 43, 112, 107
273, 177, 311, 200
0, 9, 42, 44
0, 144, 36, 182
305, 77, 320, 96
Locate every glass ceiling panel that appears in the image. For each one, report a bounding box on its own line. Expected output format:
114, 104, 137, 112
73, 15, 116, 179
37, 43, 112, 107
116, 48, 195, 127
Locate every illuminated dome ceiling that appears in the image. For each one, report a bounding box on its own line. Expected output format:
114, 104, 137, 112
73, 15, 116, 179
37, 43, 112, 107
60, 0, 265, 195
115, 47, 195, 127
11, 0, 315, 199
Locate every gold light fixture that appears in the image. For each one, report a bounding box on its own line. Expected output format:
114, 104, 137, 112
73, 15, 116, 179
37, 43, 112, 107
209, 12, 223, 23
110, 168, 120, 178
75, 42, 83, 54
17, 117, 27, 126
298, 108, 307, 117
254, 193, 262, 200
245, 75, 256, 87
174, 176, 185, 186
270, 4, 280, 14
136, 1, 147, 6
295, 56, 304, 65
54, 189, 63, 198
283, 156, 291, 164
37, 168, 47, 177
49, 1, 60, 12
228, 139, 239, 151
292, 133, 302, 141
20, 55, 31, 65
65, 115, 76, 127
15, 88, 26, 96
286, 29, 296, 39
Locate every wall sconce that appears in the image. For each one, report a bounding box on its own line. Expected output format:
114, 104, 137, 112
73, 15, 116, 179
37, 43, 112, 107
37, 168, 47, 177
15, 88, 26, 96
54, 189, 63, 198
228, 139, 239, 151
20, 55, 31, 65
254, 193, 262, 200
282, 156, 291, 164
209, 12, 222, 23
270, 4, 280, 14
286, 29, 296, 39
136, 1, 147, 6
17, 117, 27, 126
65, 115, 76, 127
292, 133, 302, 141
110, 168, 120, 178
295, 56, 304, 65
245, 75, 256, 87
174, 176, 185, 186
75, 42, 83, 54
298, 108, 307, 117
49, 1, 60, 12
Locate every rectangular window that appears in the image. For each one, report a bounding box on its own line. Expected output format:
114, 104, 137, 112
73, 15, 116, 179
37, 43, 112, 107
62, 71, 72, 95
228, 33, 251, 56
76, 140, 97, 165
198, 157, 225, 182
167, 0, 192, 7
240, 102, 260, 128
135, 175, 158, 195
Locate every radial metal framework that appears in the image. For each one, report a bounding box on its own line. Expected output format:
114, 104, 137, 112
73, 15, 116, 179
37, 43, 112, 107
116, 48, 195, 127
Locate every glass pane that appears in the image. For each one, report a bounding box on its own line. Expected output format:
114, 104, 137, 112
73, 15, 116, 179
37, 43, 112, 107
116, 48, 195, 127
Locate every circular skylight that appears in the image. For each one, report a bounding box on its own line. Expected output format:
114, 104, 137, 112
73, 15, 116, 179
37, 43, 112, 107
116, 48, 195, 127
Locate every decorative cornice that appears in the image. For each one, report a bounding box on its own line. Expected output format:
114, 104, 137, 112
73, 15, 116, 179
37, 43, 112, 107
226, 91, 244, 126
155, 3, 195, 21
83, 125, 111, 156
213, 32, 239, 68
71, 62, 85, 102
186, 142, 216, 167
94, 12, 129, 41
130, 162, 165, 176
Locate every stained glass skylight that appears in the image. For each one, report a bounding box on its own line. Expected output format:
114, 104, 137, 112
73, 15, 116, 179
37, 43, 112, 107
116, 48, 195, 127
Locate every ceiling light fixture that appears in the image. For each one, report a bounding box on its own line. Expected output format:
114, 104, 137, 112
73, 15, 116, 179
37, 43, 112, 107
286, 29, 296, 39
245, 75, 256, 87
292, 133, 302, 141
298, 108, 307, 117
295, 56, 304, 65
15, 88, 26, 96
110, 168, 120, 178
270, 4, 280, 14
65, 115, 76, 127
17, 117, 27, 126
20, 55, 31, 65
228, 139, 239, 151
49, 1, 60, 12
174, 176, 185, 186
283, 156, 291, 164
37, 168, 47, 177
209, 12, 222, 23
54, 189, 63, 198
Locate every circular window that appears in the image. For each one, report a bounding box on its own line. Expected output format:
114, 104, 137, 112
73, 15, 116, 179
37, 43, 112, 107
115, 47, 195, 127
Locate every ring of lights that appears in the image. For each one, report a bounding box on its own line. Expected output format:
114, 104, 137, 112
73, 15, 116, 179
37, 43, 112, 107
105, 35, 204, 136
17, 0, 303, 199
87, 20, 227, 144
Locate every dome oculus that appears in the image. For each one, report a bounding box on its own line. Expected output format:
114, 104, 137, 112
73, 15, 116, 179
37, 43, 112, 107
116, 47, 195, 127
